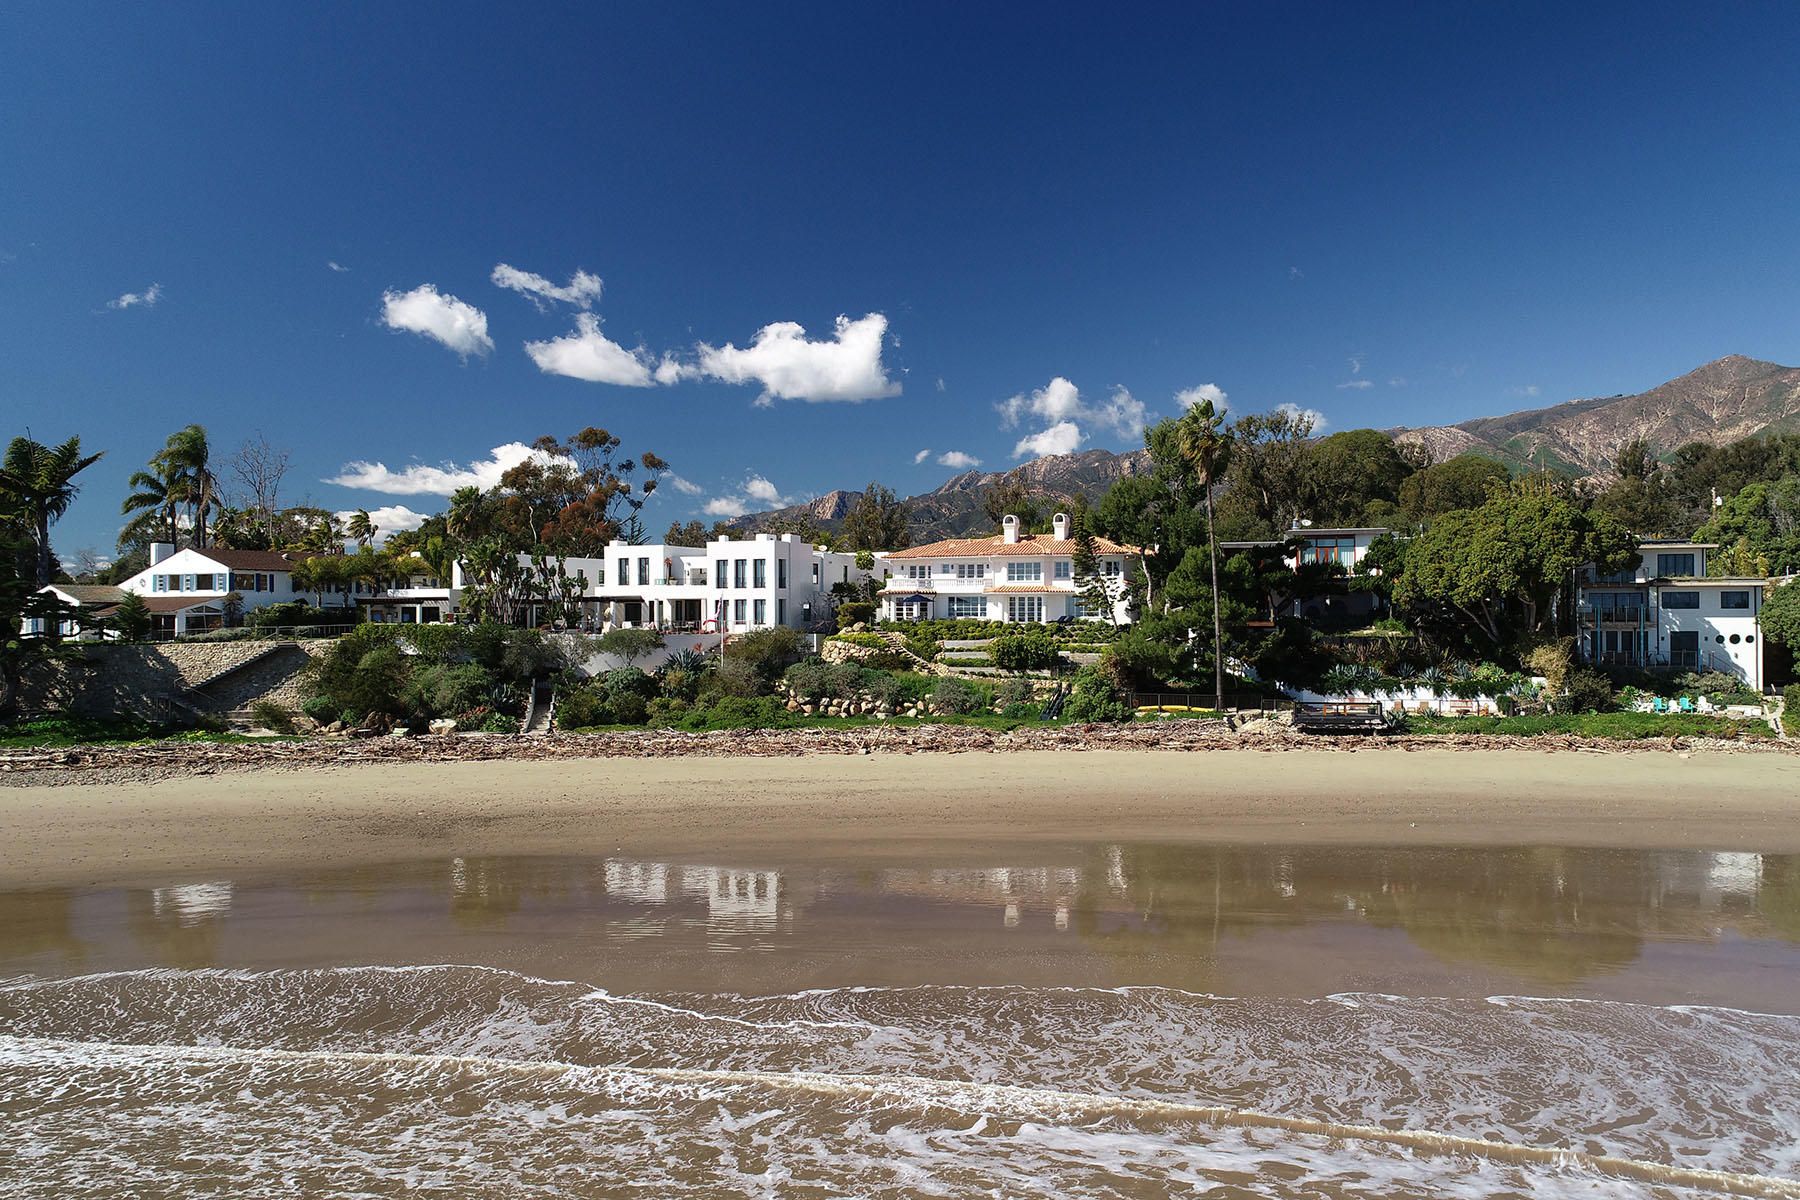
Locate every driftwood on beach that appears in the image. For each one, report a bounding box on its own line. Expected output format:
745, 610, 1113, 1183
3, 719, 1791, 786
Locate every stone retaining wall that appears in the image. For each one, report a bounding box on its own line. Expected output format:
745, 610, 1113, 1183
20, 641, 328, 721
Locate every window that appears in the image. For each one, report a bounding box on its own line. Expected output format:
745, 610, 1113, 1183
753, 599, 767, 625
948, 595, 985, 619
777, 558, 787, 588
1721, 590, 1750, 610
182, 574, 196, 592
811, 563, 819, 585
153, 574, 168, 593
734, 559, 747, 588
1006, 561, 1043, 582
940, 563, 954, 575
1656, 553, 1697, 578
1103, 560, 1122, 577
905, 563, 933, 580
715, 560, 726, 589
1301, 537, 1356, 565
754, 559, 767, 588
1661, 590, 1699, 609
956, 562, 985, 579
618, 559, 630, 589
637, 557, 650, 586
733, 599, 746, 624
1053, 561, 1071, 579
777, 599, 786, 626
1006, 595, 1044, 622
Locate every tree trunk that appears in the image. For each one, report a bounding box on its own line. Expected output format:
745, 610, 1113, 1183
1206, 483, 1224, 713
34, 509, 52, 588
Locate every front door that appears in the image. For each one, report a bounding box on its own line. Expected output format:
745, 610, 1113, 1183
1669, 630, 1699, 670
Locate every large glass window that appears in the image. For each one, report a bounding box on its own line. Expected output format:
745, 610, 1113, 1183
1301, 537, 1356, 565
754, 559, 767, 588
618, 559, 630, 589
948, 595, 985, 618
734, 559, 747, 588
715, 560, 727, 589
1053, 561, 1071, 579
1006, 595, 1045, 622
777, 558, 787, 588
637, 557, 650, 586
1656, 553, 1697, 578
1721, 590, 1750, 610
753, 599, 767, 625
1661, 590, 1700, 609
733, 599, 746, 624
1006, 561, 1044, 582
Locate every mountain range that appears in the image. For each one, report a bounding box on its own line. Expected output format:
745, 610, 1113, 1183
731, 355, 1800, 542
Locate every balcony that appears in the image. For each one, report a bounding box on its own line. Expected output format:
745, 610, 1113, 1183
1583, 605, 1647, 625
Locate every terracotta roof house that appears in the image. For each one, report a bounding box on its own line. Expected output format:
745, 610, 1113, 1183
879, 513, 1142, 624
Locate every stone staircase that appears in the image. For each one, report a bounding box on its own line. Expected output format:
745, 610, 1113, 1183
521, 678, 556, 735
185, 643, 313, 714
873, 630, 953, 677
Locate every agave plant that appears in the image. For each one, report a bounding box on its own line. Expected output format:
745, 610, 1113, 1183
660, 647, 715, 677
1415, 665, 1447, 696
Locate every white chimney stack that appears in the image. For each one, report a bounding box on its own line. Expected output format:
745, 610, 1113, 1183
1002, 514, 1020, 545
150, 542, 176, 565
1052, 512, 1069, 540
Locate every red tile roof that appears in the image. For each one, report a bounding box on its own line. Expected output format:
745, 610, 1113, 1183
884, 533, 1144, 560
200, 549, 304, 571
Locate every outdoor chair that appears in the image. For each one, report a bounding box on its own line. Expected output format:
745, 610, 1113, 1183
1677, 696, 1696, 713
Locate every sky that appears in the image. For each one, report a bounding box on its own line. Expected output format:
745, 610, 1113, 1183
5, 2, 1800, 558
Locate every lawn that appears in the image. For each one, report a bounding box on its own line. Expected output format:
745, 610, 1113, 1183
1401, 712, 1776, 740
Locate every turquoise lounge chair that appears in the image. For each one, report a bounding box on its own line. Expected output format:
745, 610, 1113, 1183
1677, 696, 1695, 713
1651, 696, 1667, 714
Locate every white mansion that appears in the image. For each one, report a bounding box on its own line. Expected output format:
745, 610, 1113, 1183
878, 513, 1141, 625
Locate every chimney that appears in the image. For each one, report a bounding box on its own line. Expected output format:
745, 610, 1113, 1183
1002, 514, 1020, 545
1052, 512, 1069, 540
150, 542, 176, 565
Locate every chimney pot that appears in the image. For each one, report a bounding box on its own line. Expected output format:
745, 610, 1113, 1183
1052, 512, 1069, 540
1002, 514, 1020, 545
150, 542, 176, 565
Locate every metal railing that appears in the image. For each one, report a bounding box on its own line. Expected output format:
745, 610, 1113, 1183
1130, 691, 1291, 713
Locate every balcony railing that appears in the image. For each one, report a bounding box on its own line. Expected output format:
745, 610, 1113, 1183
1584, 606, 1647, 624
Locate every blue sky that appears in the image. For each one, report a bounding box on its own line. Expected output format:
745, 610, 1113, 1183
6, 2, 1800, 556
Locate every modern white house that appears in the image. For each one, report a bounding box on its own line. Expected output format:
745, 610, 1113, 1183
355, 554, 453, 625
453, 532, 876, 632
1219, 525, 1391, 625
877, 513, 1141, 625
1575, 539, 1777, 688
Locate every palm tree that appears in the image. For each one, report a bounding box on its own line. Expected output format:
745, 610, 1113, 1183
445, 486, 484, 544
152, 425, 221, 549
0, 435, 105, 587
118, 465, 183, 550
346, 508, 377, 549
1174, 399, 1234, 713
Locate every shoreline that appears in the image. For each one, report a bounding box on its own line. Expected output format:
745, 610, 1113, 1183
4, 747, 1799, 889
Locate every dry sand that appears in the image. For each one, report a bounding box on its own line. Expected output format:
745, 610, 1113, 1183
4, 749, 1799, 888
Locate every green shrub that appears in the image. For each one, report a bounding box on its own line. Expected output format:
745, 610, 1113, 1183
1063, 665, 1133, 722
929, 677, 988, 715
903, 634, 941, 662
837, 601, 877, 628
687, 695, 795, 730
940, 655, 993, 667
1784, 683, 1800, 736
402, 663, 496, 720
1560, 667, 1616, 714
249, 700, 295, 733
702, 655, 764, 699
1402, 712, 1773, 740
995, 676, 1036, 709
601, 667, 659, 700
726, 626, 803, 685
877, 618, 1012, 641
1674, 670, 1759, 708
554, 683, 614, 730
594, 627, 665, 667
992, 628, 1061, 673
300, 695, 339, 725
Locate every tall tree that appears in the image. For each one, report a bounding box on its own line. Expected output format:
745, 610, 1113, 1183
151, 424, 222, 548
227, 433, 291, 547
1398, 454, 1511, 523
1172, 398, 1233, 711
0, 435, 105, 588
118, 464, 183, 551
1298, 429, 1415, 526
1214, 406, 1316, 538
838, 482, 911, 551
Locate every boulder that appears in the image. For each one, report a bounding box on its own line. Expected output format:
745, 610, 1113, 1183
428, 718, 458, 736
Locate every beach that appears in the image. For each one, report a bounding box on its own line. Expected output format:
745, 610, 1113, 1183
7, 749, 1800, 1197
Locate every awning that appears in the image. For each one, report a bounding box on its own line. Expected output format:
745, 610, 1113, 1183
892, 593, 931, 604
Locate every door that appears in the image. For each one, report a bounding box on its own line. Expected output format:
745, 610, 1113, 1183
1669, 630, 1699, 670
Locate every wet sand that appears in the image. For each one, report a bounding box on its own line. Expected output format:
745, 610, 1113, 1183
5, 748, 1800, 888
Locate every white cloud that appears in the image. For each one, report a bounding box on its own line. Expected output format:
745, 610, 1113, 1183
662, 471, 702, 496
1276, 402, 1327, 431
1388, 377, 1408, 388
1288, 266, 1304, 280
937, 450, 982, 469
1336, 379, 1374, 390
997, 377, 1144, 440
1348, 353, 1365, 376
1175, 383, 1228, 411
935, 377, 946, 392
1510, 384, 1542, 398
332, 504, 431, 543
913, 449, 931, 464
742, 475, 784, 504
1013, 421, 1084, 459
524, 313, 655, 386
677, 312, 901, 404
380, 284, 493, 357
326, 441, 566, 496
704, 474, 789, 517
490, 263, 603, 310
703, 496, 749, 517
327, 261, 350, 273
107, 283, 162, 310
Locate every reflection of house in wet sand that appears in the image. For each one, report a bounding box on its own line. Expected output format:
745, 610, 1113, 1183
151, 881, 234, 926
878, 863, 1105, 930
600, 858, 796, 950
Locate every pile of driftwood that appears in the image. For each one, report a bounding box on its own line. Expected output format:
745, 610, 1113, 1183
2, 719, 1790, 785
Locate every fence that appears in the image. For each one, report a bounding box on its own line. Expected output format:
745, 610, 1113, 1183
1129, 691, 1292, 713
